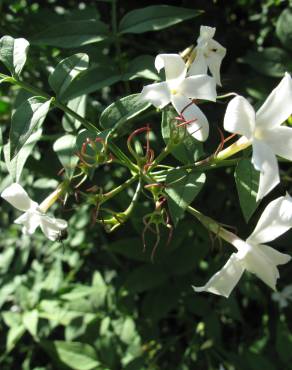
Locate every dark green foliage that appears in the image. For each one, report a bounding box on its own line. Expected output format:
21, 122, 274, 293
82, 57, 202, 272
0, 1, 292, 370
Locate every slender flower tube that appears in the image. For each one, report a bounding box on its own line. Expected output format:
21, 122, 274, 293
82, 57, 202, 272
1, 183, 67, 241
223, 73, 292, 200
188, 26, 226, 86
193, 194, 292, 298
140, 53, 217, 142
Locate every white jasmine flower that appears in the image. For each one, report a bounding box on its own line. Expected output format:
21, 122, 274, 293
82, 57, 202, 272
193, 194, 292, 298
1, 183, 67, 241
140, 53, 217, 142
223, 73, 292, 200
188, 26, 226, 86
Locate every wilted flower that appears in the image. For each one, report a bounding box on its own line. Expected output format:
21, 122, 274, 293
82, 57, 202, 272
193, 194, 292, 298
223, 73, 292, 200
140, 53, 216, 141
188, 26, 226, 86
1, 183, 67, 241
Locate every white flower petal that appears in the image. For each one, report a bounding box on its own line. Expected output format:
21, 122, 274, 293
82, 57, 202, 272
223, 96, 255, 139
40, 215, 68, 241
1, 183, 38, 211
256, 73, 292, 129
242, 245, 281, 290
171, 94, 209, 141
155, 54, 186, 84
247, 194, 292, 244
199, 26, 216, 42
140, 82, 171, 109
258, 244, 291, 266
180, 75, 217, 102
193, 253, 244, 298
252, 139, 280, 200
261, 126, 292, 161
14, 211, 40, 234
205, 39, 226, 86
188, 51, 208, 76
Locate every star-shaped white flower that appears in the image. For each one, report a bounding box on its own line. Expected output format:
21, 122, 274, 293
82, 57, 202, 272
1, 183, 67, 241
188, 26, 226, 86
224, 73, 292, 201
193, 194, 292, 298
140, 53, 217, 142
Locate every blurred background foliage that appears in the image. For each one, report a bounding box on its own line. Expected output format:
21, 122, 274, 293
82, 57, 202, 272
0, 0, 292, 369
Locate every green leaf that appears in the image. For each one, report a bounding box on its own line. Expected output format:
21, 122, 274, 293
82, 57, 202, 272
276, 9, 292, 51
0, 36, 29, 77
165, 169, 206, 226
4, 127, 43, 181
32, 19, 108, 48
162, 108, 204, 164
241, 48, 292, 77
60, 65, 121, 101
119, 5, 202, 34
49, 54, 89, 99
100, 94, 151, 135
234, 158, 260, 222
6, 324, 26, 352
53, 134, 78, 179
125, 265, 169, 293
9, 96, 51, 158
122, 55, 160, 81
22, 310, 38, 338
62, 95, 87, 132
49, 341, 100, 370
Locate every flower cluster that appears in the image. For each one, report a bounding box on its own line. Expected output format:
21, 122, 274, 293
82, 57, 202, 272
140, 25, 292, 297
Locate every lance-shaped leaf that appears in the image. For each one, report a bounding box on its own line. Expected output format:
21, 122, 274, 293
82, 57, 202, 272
9, 96, 51, 158
4, 127, 42, 182
53, 134, 78, 179
62, 95, 86, 132
162, 108, 204, 164
166, 169, 206, 226
60, 65, 121, 101
100, 94, 151, 136
235, 158, 260, 222
32, 19, 108, 48
0, 36, 29, 77
43, 341, 100, 370
276, 9, 292, 51
49, 54, 89, 100
119, 5, 202, 34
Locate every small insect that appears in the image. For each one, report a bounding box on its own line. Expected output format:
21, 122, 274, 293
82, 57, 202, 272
56, 228, 69, 242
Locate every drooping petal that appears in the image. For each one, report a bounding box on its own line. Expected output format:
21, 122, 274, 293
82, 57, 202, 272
155, 54, 186, 86
205, 39, 226, 86
252, 139, 280, 201
14, 210, 40, 234
188, 51, 208, 76
39, 214, 68, 241
193, 253, 244, 298
171, 94, 209, 141
223, 96, 256, 139
1, 183, 38, 211
256, 73, 292, 129
247, 194, 292, 244
140, 82, 171, 109
257, 244, 291, 266
198, 25, 216, 43
261, 126, 292, 161
242, 245, 281, 290
179, 75, 217, 102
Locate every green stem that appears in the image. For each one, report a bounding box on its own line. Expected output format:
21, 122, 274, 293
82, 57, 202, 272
150, 158, 239, 179
101, 174, 138, 203
148, 142, 174, 170
1, 73, 137, 173
187, 205, 237, 245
